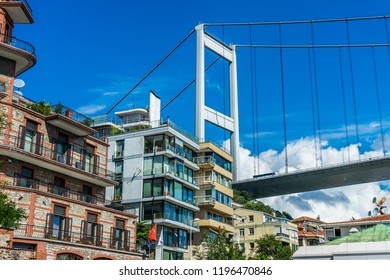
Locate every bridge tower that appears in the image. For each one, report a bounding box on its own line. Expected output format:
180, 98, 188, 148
195, 24, 240, 180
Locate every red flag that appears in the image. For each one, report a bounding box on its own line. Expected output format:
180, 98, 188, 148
148, 224, 157, 241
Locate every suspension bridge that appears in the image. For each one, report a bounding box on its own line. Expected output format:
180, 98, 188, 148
105, 15, 390, 199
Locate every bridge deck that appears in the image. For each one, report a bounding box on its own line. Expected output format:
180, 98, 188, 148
233, 156, 390, 198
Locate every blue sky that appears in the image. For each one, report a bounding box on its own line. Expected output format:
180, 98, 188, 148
13, 0, 390, 220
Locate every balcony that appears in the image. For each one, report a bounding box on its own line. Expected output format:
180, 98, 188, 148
0, 32, 36, 75
0, 0, 34, 23
197, 218, 234, 233
194, 156, 216, 167
152, 213, 200, 232
195, 195, 216, 206
47, 104, 97, 137
14, 224, 135, 253
1, 134, 115, 187
12, 173, 111, 206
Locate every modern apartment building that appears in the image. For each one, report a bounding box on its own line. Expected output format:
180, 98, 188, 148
97, 92, 201, 260
0, 0, 142, 260
290, 216, 325, 246
192, 142, 235, 248
234, 207, 298, 259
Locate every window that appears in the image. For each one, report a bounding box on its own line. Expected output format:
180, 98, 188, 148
19, 121, 43, 155
84, 144, 95, 173
52, 176, 67, 196
239, 228, 244, 236
335, 228, 341, 237
325, 228, 335, 239
81, 185, 93, 203
115, 161, 123, 180
114, 184, 122, 201
249, 228, 255, 235
115, 140, 124, 158
249, 215, 254, 222
45, 205, 72, 241
56, 132, 69, 163
56, 253, 83, 260
249, 242, 255, 250
111, 219, 130, 250
81, 212, 102, 246
20, 166, 34, 188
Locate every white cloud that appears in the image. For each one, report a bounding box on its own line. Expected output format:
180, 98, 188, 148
77, 104, 106, 115
237, 137, 390, 222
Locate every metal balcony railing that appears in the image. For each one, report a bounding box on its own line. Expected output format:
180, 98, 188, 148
3, 134, 114, 180
14, 224, 136, 252
0, 32, 35, 55
12, 173, 111, 206
52, 103, 95, 127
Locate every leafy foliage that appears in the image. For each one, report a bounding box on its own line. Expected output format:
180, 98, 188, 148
234, 189, 293, 219
251, 234, 293, 260
0, 107, 10, 133
26, 100, 52, 116
0, 185, 27, 229
136, 220, 153, 244
0, 108, 27, 229
194, 228, 245, 260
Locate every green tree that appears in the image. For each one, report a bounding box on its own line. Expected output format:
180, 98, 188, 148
0, 109, 27, 229
136, 221, 152, 245
26, 100, 52, 116
0, 189, 27, 229
252, 234, 293, 260
194, 228, 245, 260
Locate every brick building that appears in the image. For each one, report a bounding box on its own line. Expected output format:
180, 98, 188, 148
0, 0, 142, 260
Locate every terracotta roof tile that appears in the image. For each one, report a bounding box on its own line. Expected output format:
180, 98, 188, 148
324, 214, 390, 225
290, 216, 324, 224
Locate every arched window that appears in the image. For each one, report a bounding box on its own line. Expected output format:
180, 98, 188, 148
94, 257, 112, 260
56, 253, 83, 260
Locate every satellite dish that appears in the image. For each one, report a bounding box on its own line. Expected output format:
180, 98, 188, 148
378, 197, 387, 207
373, 208, 379, 216
368, 211, 372, 217
14, 79, 26, 89
13, 90, 23, 96
372, 197, 377, 203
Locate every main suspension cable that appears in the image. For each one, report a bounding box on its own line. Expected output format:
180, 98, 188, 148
106, 29, 195, 114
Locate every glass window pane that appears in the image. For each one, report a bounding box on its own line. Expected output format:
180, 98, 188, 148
143, 157, 153, 175
143, 180, 152, 197
154, 156, 163, 174
174, 181, 182, 201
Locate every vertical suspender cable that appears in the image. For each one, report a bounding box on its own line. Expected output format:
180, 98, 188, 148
249, 24, 258, 175
308, 47, 319, 168
338, 47, 351, 162
371, 46, 386, 156
346, 18, 361, 160
310, 21, 323, 166
278, 23, 289, 173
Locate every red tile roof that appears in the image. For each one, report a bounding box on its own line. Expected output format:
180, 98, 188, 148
290, 216, 324, 224
324, 214, 390, 225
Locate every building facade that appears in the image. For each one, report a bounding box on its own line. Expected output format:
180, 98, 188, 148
322, 214, 390, 242
98, 92, 201, 260
192, 142, 235, 250
0, 0, 142, 260
290, 216, 324, 246
234, 207, 298, 258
